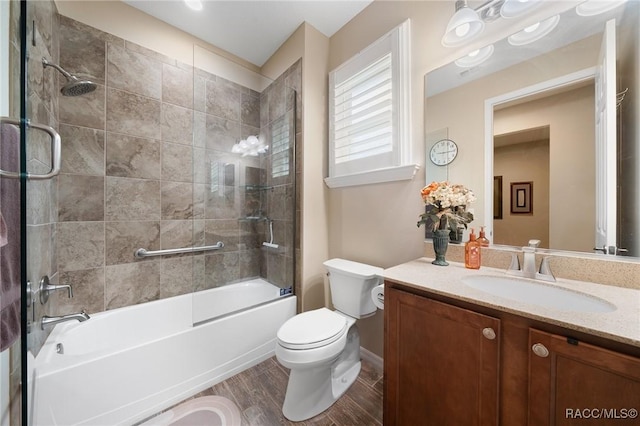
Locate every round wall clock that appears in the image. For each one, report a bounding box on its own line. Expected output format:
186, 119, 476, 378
429, 139, 458, 166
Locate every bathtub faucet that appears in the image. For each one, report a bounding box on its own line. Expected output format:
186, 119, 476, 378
41, 310, 90, 330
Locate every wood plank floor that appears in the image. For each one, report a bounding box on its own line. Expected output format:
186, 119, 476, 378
158, 356, 383, 425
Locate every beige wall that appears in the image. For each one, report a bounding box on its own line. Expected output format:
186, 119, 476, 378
494, 85, 595, 252
494, 140, 550, 248
327, 0, 439, 359
327, 0, 584, 357
262, 23, 331, 312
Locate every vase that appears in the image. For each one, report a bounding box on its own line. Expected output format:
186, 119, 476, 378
432, 229, 450, 266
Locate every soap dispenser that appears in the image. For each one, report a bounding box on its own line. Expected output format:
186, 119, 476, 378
465, 228, 481, 270
477, 226, 490, 247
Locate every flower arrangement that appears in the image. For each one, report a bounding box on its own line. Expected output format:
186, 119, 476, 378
417, 181, 476, 232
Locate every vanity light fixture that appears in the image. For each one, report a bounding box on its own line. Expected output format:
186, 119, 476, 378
441, 0, 485, 47
183, 0, 203, 11
576, 0, 627, 16
507, 14, 560, 46
455, 44, 495, 68
501, 0, 542, 18
231, 135, 268, 157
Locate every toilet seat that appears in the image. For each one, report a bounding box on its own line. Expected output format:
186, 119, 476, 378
277, 308, 348, 350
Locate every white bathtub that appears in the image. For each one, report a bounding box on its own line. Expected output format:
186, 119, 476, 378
31, 279, 296, 426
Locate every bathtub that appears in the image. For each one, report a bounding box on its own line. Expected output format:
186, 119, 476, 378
31, 278, 296, 426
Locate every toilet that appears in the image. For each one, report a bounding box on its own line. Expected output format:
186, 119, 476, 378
275, 258, 383, 421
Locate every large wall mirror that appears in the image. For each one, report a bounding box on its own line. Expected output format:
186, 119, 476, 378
425, 0, 639, 258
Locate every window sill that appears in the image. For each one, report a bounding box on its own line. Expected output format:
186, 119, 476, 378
324, 164, 420, 189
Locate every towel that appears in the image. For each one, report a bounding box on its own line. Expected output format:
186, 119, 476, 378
0, 122, 21, 352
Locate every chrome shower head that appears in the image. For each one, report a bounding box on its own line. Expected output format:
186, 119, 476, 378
42, 57, 97, 97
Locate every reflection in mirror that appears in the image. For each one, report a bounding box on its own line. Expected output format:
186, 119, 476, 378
424, 0, 639, 258
493, 80, 595, 252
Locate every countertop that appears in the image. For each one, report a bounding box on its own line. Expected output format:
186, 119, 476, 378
383, 257, 640, 348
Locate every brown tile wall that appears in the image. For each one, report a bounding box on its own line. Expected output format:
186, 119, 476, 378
50, 16, 301, 324
9, 1, 303, 420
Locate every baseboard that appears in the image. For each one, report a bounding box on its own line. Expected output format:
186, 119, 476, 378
360, 346, 383, 372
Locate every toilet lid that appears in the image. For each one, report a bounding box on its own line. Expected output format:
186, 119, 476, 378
277, 308, 348, 349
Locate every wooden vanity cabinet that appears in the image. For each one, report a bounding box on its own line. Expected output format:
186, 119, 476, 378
384, 285, 500, 425
384, 282, 640, 426
528, 328, 640, 425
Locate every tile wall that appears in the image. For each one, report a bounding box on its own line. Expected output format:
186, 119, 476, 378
50, 15, 301, 324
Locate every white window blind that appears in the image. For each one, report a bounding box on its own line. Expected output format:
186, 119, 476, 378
326, 19, 416, 188
271, 115, 289, 178
334, 53, 393, 165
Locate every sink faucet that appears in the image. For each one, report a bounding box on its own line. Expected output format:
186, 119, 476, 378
521, 239, 540, 277
506, 239, 555, 282
41, 310, 90, 330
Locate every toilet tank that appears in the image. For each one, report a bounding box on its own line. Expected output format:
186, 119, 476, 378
323, 259, 383, 318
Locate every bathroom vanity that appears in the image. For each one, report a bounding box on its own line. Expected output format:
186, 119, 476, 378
383, 259, 640, 425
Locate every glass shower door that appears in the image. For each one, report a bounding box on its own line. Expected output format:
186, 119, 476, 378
0, 1, 24, 424
1, 0, 64, 423
191, 45, 299, 325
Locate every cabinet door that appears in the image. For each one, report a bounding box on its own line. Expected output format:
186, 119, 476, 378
384, 287, 500, 426
528, 328, 640, 425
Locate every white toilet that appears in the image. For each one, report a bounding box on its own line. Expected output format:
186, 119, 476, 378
275, 258, 383, 421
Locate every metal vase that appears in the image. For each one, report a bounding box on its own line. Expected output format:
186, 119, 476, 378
432, 229, 450, 266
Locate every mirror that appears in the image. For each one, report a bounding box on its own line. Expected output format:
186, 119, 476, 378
424, 0, 639, 258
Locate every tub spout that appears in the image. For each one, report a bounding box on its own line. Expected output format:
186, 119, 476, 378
41, 310, 90, 330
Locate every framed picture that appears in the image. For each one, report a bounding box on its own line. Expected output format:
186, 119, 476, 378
493, 176, 503, 220
510, 181, 533, 214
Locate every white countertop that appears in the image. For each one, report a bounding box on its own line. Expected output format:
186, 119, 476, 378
383, 258, 640, 348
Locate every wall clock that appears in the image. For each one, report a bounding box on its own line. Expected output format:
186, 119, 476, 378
429, 138, 458, 166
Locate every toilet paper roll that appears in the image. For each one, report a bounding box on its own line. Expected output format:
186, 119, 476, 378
371, 284, 384, 310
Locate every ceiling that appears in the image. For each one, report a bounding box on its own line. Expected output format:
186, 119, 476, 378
124, 0, 373, 67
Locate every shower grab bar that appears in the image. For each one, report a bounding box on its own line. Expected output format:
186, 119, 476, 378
0, 117, 62, 180
134, 242, 224, 258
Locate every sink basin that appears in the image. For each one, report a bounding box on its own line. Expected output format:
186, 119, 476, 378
462, 275, 616, 313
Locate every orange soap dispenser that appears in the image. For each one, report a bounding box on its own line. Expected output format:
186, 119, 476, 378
477, 226, 490, 247
465, 228, 481, 270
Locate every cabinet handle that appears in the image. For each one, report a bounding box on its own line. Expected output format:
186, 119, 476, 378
482, 327, 496, 340
532, 343, 550, 358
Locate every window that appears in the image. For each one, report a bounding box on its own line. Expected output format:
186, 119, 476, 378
271, 114, 290, 179
325, 19, 417, 188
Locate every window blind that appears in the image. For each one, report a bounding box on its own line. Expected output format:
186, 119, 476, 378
271, 114, 290, 178
325, 19, 414, 188
333, 53, 393, 165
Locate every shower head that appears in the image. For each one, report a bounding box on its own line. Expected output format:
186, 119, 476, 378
60, 77, 98, 97
42, 58, 97, 97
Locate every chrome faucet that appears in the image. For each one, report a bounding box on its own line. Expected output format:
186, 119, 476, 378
506, 239, 555, 282
521, 239, 540, 277
39, 275, 73, 304
41, 310, 90, 330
